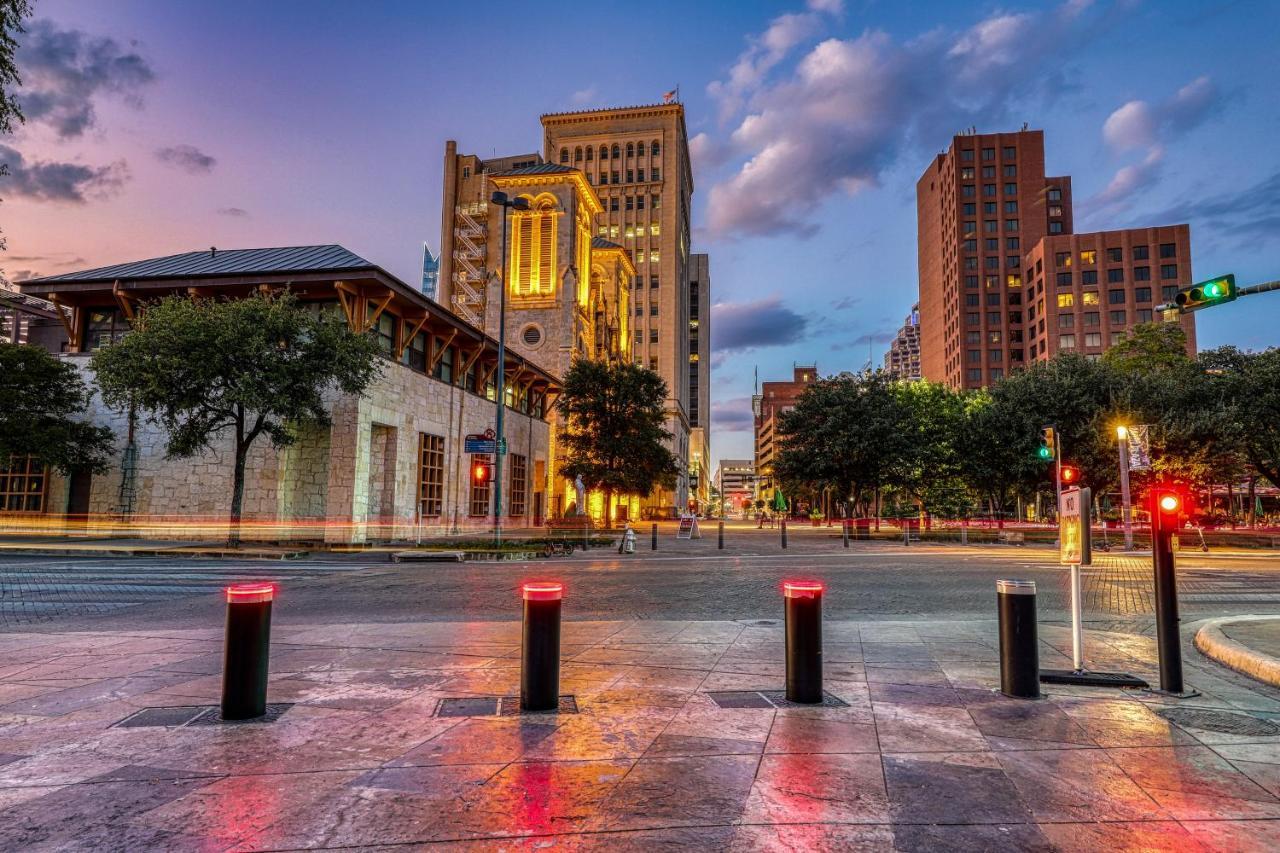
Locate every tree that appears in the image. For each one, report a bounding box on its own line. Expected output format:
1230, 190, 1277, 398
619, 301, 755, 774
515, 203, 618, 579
1200, 347, 1280, 489
957, 389, 1031, 523
0, 1, 34, 252
556, 359, 679, 526
91, 292, 382, 545
893, 380, 966, 516
1102, 322, 1192, 375
0, 343, 113, 474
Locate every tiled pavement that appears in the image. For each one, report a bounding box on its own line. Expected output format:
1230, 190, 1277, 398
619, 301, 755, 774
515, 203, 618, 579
1, 619, 1280, 850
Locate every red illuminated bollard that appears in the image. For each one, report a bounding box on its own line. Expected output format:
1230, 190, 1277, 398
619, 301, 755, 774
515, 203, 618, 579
221, 583, 274, 720
521, 582, 563, 711
784, 581, 824, 703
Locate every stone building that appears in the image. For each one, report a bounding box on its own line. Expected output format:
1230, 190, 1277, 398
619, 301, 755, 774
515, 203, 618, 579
14, 245, 558, 543
687, 254, 711, 513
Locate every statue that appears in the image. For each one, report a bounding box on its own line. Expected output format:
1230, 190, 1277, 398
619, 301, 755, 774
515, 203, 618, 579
574, 475, 586, 516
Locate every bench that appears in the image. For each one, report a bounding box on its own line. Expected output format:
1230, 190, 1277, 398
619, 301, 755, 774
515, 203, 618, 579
997, 531, 1025, 546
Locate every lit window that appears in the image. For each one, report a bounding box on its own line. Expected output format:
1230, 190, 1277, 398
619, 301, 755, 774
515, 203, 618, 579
1082, 292, 1099, 306
1080, 250, 1096, 265
1057, 293, 1074, 308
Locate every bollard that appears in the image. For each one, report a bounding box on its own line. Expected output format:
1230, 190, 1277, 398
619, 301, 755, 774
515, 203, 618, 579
718, 520, 724, 550
520, 582, 563, 711
221, 583, 275, 720
652, 523, 658, 551
784, 581, 824, 703
996, 579, 1040, 699
842, 519, 850, 548
781, 519, 788, 549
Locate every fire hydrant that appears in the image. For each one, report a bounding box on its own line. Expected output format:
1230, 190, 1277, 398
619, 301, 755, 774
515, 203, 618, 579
622, 524, 636, 554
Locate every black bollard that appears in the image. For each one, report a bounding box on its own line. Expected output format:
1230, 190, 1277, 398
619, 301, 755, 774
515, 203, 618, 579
784, 581, 824, 703
652, 523, 658, 551
520, 582, 563, 711
718, 520, 724, 550
781, 518, 788, 549
996, 579, 1040, 699
1152, 491, 1185, 693
842, 519, 850, 548
221, 583, 275, 720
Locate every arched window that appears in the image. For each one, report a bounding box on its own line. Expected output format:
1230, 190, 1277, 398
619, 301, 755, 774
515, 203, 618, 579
509, 194, 558, 298
626, 142, 634, 157
599, 145, 608, 160
574, 147, 583, 162
585, 147, 593, 161
651, 141, 660, 157
611, 144, 620, 158
559, 148, 568, 164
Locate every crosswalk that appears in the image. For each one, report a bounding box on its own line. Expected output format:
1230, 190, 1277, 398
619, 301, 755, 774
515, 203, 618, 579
0, 557, 366, 626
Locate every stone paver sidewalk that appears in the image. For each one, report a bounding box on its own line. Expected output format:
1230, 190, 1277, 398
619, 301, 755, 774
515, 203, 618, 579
1, 616, 1279, 850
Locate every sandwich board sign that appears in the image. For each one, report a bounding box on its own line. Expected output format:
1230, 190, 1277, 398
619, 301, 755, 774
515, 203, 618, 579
676, 514, 699, 539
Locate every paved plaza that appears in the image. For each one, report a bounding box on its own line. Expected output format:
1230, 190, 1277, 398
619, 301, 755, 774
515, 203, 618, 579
2, 529, 1280, 849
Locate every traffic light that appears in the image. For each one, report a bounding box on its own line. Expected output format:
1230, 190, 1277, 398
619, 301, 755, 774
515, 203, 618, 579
1156, 491, 1181, 515
1173, 274, 1236, 313
1038, 426, 1055, 461
472, 461, 493, 484
1060, 465, 1080, 486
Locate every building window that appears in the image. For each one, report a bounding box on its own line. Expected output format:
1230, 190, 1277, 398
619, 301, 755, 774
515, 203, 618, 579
1058, 314, 1075, 329
510, 196, 559, 298
84, 308, 129, 351
610, 197, 618, 211
417, 433, 444, 518
1004, 201, 1018, 214
559, 148, 568, 164
1111, 332, 1127, 346
1003, 164, 1017, 176
981, 238, 995, 251
1002, 146, 1016, 159
967, 313, 980, 326
0, 455, 46, 513
1006, 274, 1022, 287
1056, 273, 1072, 287
650, 303, 659, 316
961, 167, 974, 179
1081, 270, 1097, 285
984, 220, 997, 233
965, 275, 978, 288
987, 311, 1000, 324
962, 185, 975, 198
985, 257, 999, 270
1137, 309, 1153, 323
1085, 333, 1102, 348
1107, 290, 1126, 305
1107, 248, 1123, 263
1161, 264, 1178, 280
989, 349, 1003, 362
651, 141, 660, 157
967, 368, 981, 382
1135, 287, 1152, 303
626, 169, 634, 183
989, 367, 1004, 381
403, 331, 428, 372
1006, 237, 1020, 250
1107, 268, 1124, 283
651, 167, 660, 181
1057, 293, 1074, 308
649, 356, 658, 371
1007, 256, 1020, 268
968, 349, 981, 363
1082, 292, 1099, 306
986, 293, 1001, 306
981, 147, 995, 161
1083, 312, 1100, 327
962, 203, 976, 215
1004, 183, 1017, 196
432, 342, 454, 383
371, 311, 396, 355
649, 329, 658, 344
1110, 310, 1127, 325
1056, 252, 1072, 267
965, 294, 980, 307
983, 184, 996, 196
961, 148, 974, 162
650, 275, 659, 289
1047, 188, 1061, 201
1059, 334, 1076, 349
1160, 243, 1177, 258
1005, 219, 1018, 232
1133, 245, 1149, 260
1162, 285, 1179, 302
469, 454, 491, 517
984, 202, 997, 214
1049, 222, 1063, 234
1080, 250, 1096, 265
510, 454, 527, 517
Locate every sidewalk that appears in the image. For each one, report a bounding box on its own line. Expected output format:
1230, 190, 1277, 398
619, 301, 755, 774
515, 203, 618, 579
0, 536, 309, 560
0, 616, 1278, 849
1196, 615, 1280, 689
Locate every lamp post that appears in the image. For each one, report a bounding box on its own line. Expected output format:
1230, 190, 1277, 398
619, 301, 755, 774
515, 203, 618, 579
489, 191, 530, 547
1116, 425, 1134, 551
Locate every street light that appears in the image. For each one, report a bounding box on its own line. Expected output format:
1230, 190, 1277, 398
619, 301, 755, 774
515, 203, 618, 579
1116, 424, 1134, 551
490, 190, 531, 547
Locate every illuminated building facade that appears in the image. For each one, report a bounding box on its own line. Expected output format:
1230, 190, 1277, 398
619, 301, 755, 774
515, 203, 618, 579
687, 253, 711, 512
753, 365, 817, 499
884, 303, 921, 380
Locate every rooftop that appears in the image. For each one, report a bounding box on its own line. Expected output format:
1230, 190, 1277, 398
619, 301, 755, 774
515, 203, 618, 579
22, 245, 374, 284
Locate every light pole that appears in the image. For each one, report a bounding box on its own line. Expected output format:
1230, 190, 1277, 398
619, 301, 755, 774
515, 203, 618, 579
1116, 425, 1134, 551
489, 191, 530, 547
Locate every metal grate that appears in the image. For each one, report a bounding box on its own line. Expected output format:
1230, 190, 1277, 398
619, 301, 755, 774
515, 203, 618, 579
188, 703, 294, 726
113, 703, 293, 728
434, 695, 578, 718
705, 690, 849, 709
1156, 707, 1280, 736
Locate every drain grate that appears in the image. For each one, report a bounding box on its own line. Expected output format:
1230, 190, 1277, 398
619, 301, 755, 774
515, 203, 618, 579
113, 703, 293, 729
435, 695, 578, 718
706, 690, 849, 710
1156, 707, 1280, 736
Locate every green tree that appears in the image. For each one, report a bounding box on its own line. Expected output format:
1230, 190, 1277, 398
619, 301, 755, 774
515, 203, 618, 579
0, 342, 113, 474
1200, 347, 1280, 489
556, 359, 679, 526
957, 389, 1033, 522
91, 292, 382, 545
0, 1, 34, 252
893, 380, 966, 516
1102, 322, 1192, 375
773, 372, 912, 515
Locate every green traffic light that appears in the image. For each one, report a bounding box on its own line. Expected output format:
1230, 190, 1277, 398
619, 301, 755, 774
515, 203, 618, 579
1037, 446, 1052, 460
1204, 281, 1224, 298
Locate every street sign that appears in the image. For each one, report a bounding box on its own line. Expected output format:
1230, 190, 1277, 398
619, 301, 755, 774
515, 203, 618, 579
465, 433, 497, 454
1059, 487, 1083, 565
1126, 425, 1151, 472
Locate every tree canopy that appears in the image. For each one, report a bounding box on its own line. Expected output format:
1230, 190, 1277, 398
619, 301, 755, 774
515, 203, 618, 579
91, 292, 382, 543
556, 359, 679, 523
0, 342, 113, 474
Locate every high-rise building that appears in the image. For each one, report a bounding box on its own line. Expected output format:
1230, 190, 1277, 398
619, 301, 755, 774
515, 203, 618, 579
1024, 225, 1195, 360
753, 365, 817, 498
714, 458, 756, 514
688, 253, 711, 512
541, 104, 696, 516
884, 302, 922, 380
917, 130, 1074, 387
917, 128, 1195, 387
420, 244, 439, 300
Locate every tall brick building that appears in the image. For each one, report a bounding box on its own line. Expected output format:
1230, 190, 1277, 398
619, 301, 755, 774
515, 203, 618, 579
916, 129, 1193, 387
752, 365, 817, 499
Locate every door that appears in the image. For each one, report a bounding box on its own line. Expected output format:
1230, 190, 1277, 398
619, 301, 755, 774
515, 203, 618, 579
533, 492, 544, 527
67, 469, 92, 522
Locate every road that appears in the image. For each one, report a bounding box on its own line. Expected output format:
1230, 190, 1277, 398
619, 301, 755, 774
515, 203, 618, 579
3, 526, 1280, 633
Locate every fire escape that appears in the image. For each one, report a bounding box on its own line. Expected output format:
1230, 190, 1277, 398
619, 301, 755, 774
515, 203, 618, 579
451, 203, 488, 327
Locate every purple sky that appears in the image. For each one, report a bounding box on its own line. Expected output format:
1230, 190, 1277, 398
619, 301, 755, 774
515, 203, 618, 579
4, 0, 1279, 473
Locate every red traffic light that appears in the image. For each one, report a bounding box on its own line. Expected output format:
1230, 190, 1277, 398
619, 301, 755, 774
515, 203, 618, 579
1158, 493, 1181, 514
472, 462, 491, 483
1060, 465, 1079, 485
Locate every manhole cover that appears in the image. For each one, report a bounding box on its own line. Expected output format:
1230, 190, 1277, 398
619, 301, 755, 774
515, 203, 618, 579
706, 690, 850, 709
113, 706, 208, 728
1156, 707, 1280, 736
435, 695, 578, 717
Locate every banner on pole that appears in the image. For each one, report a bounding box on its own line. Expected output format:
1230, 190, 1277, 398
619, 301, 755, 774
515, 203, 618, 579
1127, 425, 1152, 471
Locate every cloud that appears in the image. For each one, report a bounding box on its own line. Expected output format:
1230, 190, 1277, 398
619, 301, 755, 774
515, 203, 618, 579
0, 143, 127, 202
14, 19, 156, 138
1143, 171, 1280, 244
155, 144, 216, 174
704, 1, 1103, 238
711, 396, 756, 432
712, 295, 809, 352
1092, 76, 1221, 211
828, 328, 893, 351
217, 206, 249, 218
570, 86, 598, 106
831, 295, 860, 311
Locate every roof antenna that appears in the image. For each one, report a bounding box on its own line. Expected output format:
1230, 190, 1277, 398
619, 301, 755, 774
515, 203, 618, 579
210, 246, 217, 258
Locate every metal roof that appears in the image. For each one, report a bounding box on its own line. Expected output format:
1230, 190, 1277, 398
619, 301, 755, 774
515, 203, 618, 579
489, 163, 578, 177
591, 237, 624, 250
23, 245, 376, 284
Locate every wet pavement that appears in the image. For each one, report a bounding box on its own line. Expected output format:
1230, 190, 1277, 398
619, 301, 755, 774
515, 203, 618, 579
1, 616, 1279, 849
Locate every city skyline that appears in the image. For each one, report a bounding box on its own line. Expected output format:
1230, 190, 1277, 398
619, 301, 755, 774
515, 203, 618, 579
3, 0, 1278, 473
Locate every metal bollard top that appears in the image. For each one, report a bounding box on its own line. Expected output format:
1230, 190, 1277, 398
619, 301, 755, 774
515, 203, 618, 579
996, 579, 1036, 595
522, 581, 564, 601
225, 583, 275, 604
783, 580, 825, 599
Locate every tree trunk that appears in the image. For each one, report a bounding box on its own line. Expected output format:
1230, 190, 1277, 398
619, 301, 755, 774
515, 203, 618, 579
1249, 476, 1257, 527
229, 413, 246, 548
603, 487, 614, 530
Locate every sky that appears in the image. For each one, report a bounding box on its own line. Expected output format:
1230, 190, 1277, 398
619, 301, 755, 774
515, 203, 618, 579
3, 0, 1279, 475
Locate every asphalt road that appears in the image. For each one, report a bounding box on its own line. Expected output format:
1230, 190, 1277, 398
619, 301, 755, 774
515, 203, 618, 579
4, 526, 1280, 633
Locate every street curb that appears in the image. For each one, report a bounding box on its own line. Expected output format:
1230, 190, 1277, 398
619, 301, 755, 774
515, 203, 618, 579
1194, 615, 1280, 688
0, 546, 309, 561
